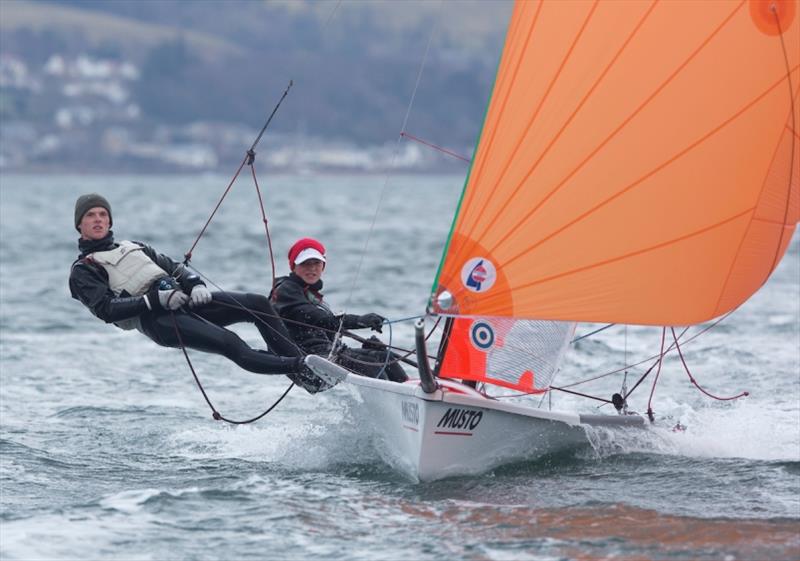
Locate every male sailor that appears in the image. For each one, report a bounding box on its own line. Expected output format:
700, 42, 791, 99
68, 193, 329, 393
271, 237, 408, 383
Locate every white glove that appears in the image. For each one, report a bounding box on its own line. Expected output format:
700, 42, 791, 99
159, 289, 189, 311
189, 285, 213, 308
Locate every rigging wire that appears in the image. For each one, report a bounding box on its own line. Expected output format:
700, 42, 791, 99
183, 154, 249, 264
491, 320, 700, 400
571, 322, 615, 343
323, 0, 343, 29
174, 80, 299, 423
170, 1, 426, 422
341, 0, 444, 314
249, 162, 277, 289
183, 80, 293, 268
621, 325, 629, 402
646, 326, 667, 422
399, 131, 471, 163
189, 265, 304, 355
190, 263, 439, 365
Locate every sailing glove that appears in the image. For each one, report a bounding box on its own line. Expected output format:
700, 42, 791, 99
189, 285, 212, 308
357, 313, 386, 333
146, 284, 189, 311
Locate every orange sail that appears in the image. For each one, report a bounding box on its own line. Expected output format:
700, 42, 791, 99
431, 0, 800, 326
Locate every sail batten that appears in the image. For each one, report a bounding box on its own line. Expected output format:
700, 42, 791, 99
474, 2, 661, 262
451, 0, 545, 242
495, 72, 799, 272
447, 0, 747, 275
430, 0, 800, 327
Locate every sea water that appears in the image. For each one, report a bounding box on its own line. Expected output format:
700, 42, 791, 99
1, 174, 798, 560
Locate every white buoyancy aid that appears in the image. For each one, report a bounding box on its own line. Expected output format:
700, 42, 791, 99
89, 240, 168, 297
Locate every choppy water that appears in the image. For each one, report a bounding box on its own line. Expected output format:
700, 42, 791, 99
1, 174, 798, 560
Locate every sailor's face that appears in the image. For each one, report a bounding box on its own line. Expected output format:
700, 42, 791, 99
79, 206, 110, 241
295, 259, 324, 284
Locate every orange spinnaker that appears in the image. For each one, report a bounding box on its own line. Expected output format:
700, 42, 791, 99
432, 0, 799, 326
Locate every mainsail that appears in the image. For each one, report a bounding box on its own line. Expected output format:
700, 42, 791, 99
431, 0, 799, 327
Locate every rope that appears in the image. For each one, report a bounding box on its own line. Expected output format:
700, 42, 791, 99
185, 81, 292, 267
184, 154, 249, 263
646, 327, 667, 421
621, 325, 629, 399
322, 0, 342, 28
549, 385, 613, 405
670, 327, 749, 401
204, 296, 437, 368
571, 323, 615, 343
190, 265, 305, 356
249, 162, 277, 289
183, 262, 438, 368
169, 311, 295, 424
385, 314, 424, 325
246, 81, 293, 157
340, 315, 442, 369
559, 325, 699, 389
400, 131, 471, 163
492, 320, 705, 401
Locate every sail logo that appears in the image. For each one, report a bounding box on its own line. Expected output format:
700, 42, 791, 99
461, 258, 496, 293
436, 407, 483, 433
470, 321, 495, 350
401, 401, 419, 426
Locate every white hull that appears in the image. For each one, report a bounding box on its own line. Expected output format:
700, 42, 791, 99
307, 356, 644, 481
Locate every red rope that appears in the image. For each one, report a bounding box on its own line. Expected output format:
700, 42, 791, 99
400, 131, 471, 163
249, 161, 277, 289
184, 153, 249, 263
670, 327, 749, 401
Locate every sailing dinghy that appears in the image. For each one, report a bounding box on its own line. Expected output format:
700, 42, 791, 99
308, 0, 799, 481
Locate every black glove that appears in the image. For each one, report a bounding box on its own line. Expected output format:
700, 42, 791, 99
362, 335, 386, 350
357, 313, 385, 333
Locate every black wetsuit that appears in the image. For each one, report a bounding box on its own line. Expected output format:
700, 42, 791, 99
271, 273, 408, 383
68, 232, 323, 388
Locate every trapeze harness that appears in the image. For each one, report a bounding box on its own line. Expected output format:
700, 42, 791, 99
88, 241, 167, 330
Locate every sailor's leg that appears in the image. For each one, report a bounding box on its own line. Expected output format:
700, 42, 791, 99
194, 292, 300, 357
336, 348, 408, 382
139, 312, 300, 375
383, 358, 409, 383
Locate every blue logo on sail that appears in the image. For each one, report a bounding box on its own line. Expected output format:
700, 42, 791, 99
461, 257, 497, 293
466, 260, 488, 291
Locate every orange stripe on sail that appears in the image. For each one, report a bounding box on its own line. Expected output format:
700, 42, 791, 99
483, 1, 747, 262
475, 207, 755, 312
498, 64, 799, 270
455, 0, 545, 232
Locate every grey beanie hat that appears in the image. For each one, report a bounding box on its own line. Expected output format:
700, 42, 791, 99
74, 193, 112, 231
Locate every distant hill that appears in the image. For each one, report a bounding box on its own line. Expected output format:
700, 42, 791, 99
1, 0, 511, 149
0, 0, 244, 62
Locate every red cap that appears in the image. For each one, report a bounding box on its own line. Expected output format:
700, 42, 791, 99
288, 237, 326, 270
